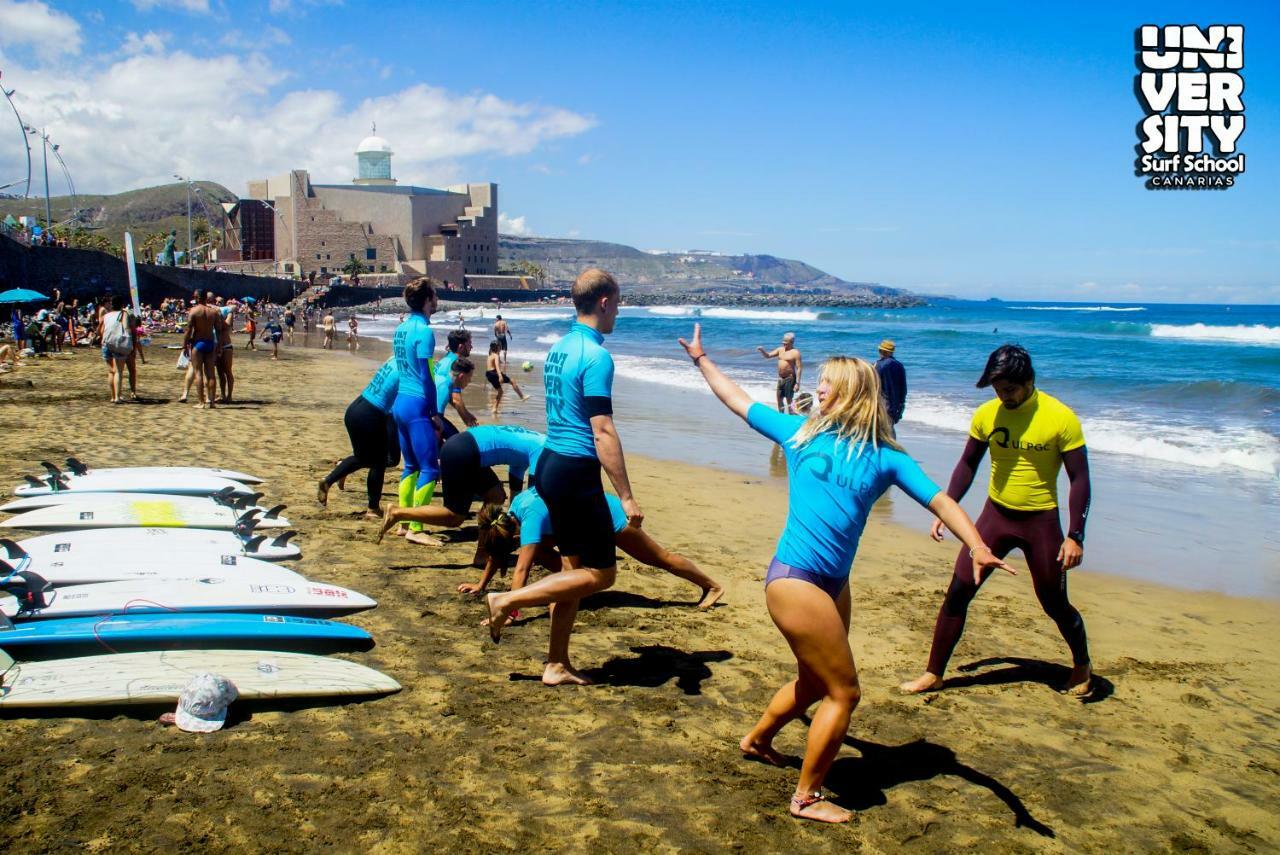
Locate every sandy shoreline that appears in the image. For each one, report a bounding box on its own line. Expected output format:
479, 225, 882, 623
0, 335, 1276, 852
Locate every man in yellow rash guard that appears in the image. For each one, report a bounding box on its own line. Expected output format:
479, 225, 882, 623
901, 344, 1093, 697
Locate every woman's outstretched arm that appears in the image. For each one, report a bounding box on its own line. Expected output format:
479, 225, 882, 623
679, 323, 754, 420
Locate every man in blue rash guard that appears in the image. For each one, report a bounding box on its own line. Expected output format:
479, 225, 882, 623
390, 277, 444, 546
318, 356, 400, 519
483, 268, 643, 687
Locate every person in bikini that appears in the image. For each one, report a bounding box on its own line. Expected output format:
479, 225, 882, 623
900, 344, 1094, 698
680, 323, 1007, 823
485, 340, 527, 412
758, 332, 803, 414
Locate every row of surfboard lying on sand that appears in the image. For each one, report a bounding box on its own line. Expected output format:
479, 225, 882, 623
0, 461, 400, 709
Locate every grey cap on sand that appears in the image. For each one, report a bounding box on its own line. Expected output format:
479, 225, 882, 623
174, 673, 239, 733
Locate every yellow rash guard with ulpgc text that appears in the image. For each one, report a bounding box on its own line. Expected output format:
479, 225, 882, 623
969, 390, 1085, 511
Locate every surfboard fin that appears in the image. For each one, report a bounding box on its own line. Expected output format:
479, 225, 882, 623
21, 475, 44, 488
211, 486, 237, 506
0, 539, 27, 560
263, 504, 287, 520
243, 535, 267, 553
237, 508, 263, 525
271, 530, 298, 548
39, 461, 62, 479
64, 457, 89, 476
0, 570, 52, 614
234, 517, 260, 540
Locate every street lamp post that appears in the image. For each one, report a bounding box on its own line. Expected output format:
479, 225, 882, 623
23, 126, 52, 230
174, 174, 193, 268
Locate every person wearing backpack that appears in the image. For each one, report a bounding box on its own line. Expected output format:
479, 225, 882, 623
99, 295, 133, 404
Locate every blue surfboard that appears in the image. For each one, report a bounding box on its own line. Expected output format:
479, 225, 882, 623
0, 612, 374, 659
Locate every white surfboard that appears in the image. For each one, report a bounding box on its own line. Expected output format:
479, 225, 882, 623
14, 472, 256, 499
56, 462, 263, 485
5, 528, 302, 564
0, 497, 289, 531
1, 491, 271, 514
0, 578, 374, 620
0, 649, 399, 708
1, 549, 307, 587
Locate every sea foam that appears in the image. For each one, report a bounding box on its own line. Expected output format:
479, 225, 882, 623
1148, 323, 1280, 346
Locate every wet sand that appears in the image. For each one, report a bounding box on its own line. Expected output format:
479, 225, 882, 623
0, 335, 1276, 852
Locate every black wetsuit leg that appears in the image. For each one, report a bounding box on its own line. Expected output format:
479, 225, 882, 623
926, 500, 1089, 676
323, 397, 391, 510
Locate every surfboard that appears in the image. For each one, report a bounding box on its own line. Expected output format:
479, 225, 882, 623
0, 612, 373, 659
0, 578, 375, 620
4, 528, 302, 564
1, 491, 275, 514
49, 459, 263, 484
14, 472, 256, 499
0, 547, 307, 587
0, 497, 289, 531
0, 649, 399, 707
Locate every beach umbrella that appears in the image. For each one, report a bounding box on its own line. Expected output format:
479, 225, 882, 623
241, 296, 257, 304
0, 288, 49, 304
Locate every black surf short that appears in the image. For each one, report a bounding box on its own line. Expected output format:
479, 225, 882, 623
533, 448, 616, 568
439, 431, 500, 516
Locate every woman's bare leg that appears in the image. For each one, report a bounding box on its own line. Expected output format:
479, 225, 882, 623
615, 527, 723, 608
744, 579, 858, 823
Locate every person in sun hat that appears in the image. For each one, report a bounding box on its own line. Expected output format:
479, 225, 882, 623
874, 339, 907, 431
163, 673, 240, 733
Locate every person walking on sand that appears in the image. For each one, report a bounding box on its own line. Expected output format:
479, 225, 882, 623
319, 356, 401, 521
263, 316, 284, 360
483, 269, 643, 687
284, 308, 296, 345
485, 340, 527, 413
322, 309, 336, 350
493, 314, 511, 367
389, 278, 445, 546
900, 345, 1094, 698
874, 339, 907, 433
99, 295, 133, 404
758, 332, 803, 414
180, 291, 220, 409
243, 310, 257, 351
679, 323, 1009, 823
347, 314, 360, 352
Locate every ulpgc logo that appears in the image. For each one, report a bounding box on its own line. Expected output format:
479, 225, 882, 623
1135, 25, 1245, 190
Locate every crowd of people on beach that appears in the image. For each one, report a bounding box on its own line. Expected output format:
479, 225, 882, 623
315, 270, 1094, 824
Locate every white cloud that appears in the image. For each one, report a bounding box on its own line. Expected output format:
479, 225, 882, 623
219, 26, 291, 51
269, 0, 343, 15
0, 0, 82, 58
131, 0, 210, 12
122, 31, 166, 55
567, 229, 580, 237
499, 213, 532, 236
0, 47, 596, 196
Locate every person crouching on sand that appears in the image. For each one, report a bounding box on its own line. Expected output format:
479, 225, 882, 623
463, 491, 723, 613
678, 322, 1009, 824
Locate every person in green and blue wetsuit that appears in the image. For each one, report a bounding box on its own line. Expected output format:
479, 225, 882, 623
390, 278, 444, 546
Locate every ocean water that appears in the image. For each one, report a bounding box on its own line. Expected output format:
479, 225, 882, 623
361, 300, 1280, 597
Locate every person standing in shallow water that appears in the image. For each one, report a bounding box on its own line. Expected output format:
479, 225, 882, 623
900, 344, 1094, 697
679, 323, 1009, 824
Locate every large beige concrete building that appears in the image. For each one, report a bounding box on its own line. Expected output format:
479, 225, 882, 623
243, 129, 500, 286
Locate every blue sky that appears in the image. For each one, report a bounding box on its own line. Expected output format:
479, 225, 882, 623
0, 0, 1276, 302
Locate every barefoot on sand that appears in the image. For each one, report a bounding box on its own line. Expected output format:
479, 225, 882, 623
697, 586, 725, 610
375, 506, 399, 544
898, 673, 944, 695
739, 736, 787, 767
316, 479, 329, 506
362, 509, 382, 522
790, 794, 852, 824
405, 531, 443, 547
484, 593, 510, 644
542, 662, 592, 686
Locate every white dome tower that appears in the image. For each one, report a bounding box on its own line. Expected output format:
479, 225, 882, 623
354, 123, 395, 186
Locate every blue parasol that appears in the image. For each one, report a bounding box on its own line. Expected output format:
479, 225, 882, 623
241, 296, 257, 304
0, 288, 50, 304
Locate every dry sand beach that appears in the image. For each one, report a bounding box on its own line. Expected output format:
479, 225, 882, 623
0, 335, 1276, 852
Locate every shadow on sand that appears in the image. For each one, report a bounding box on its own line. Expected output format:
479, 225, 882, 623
949, 657, 1114, 704
509, 645, 732, 695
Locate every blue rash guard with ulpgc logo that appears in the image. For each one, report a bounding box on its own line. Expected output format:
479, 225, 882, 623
468, 425, 546, 480
361, 358, 399, 413
392, 314, 436, 411
434, 351, 459, 412
510, 486, 628, 548
543, 322, 614, 459
747, 403, 942, 579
